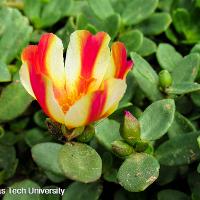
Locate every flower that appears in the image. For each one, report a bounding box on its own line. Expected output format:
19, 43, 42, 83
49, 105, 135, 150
20, 30, 133, 128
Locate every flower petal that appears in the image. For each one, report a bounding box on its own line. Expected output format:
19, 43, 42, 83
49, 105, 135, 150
64, 78, 126, 128
37, 33, 65, 87
105, 42, 133, 79
65, 30, 111, 95
20, 46, 36, 98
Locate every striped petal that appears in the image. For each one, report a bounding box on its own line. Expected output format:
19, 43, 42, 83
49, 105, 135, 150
64, 78, 126, 128
21, 35, 66, 122
37, 33, 65, 87
20, 47, 36, 98
105, 42, 133, 79
65, 30, 111, 96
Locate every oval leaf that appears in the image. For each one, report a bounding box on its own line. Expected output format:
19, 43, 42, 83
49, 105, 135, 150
155, 132, 200, 166
117, 153, 160, 192
31, 142, 63, 175
139, 99, 175, 141
62, 182, 102, 200
59, 142, 102, 183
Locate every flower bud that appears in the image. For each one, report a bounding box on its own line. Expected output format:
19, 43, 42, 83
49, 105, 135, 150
112, 140, 133, 157
159, 70, 172, 89
77, 125, 95, 143
120, 111, 141, 145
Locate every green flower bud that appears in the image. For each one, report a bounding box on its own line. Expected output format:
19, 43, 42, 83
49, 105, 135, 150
159, 70, 172, 89
67, 126, 85, 141
112, 140, 133, 157
120, 111, 141, 145
77, 125, 95, 143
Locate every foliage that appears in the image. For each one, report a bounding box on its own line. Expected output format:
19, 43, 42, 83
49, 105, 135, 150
1, 0, 200, 199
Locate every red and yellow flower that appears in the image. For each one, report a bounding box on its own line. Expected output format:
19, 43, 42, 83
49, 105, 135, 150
20, 30, 133, 129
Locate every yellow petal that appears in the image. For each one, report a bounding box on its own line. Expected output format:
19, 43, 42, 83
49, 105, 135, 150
65, 30, 111, 94
19, 63, 35, 98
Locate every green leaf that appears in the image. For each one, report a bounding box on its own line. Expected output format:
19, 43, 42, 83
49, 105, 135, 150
191, 42, 200, 54
156, 43, 182, 72
166, 82, 200, 94
157, 189, 190, 200
59, 142, 102, 183
0, 7, 32, 64
155, 132, 200, 166
31, 142, 63, 175
3, 180, 40, 200
95, 118, 121, 150
34, 110, 47, 129
158, 0, 174, 11
136, 37, 157, 57
87, 0, 114, 20
0, 61, 11, 82
117, 153, 160, 192
25, 128, 52, 147
103, 14, 120, 39
122, 0, 158, 25
24, 0, 73, 28
157, 165, 177, 185
171, 53, 200, 84
0, 144, 16, 183
172, 8, 190, 35
168, 112, 196, 138
0, 81, 33, 122
136, 13, 172, 35
119, 30, 143, 52
62, 182, 103, 200
130, 52, 162, 101
188, 172, 200, 200
191, 90, 200, 107
139, 99, 175, 141
44, 171, 65, 183
39, 186, 60, 200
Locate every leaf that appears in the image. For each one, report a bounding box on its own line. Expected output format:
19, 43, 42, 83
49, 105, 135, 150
188, 172, 200, 200
117, 153, 160, 192
0, 81, 33, 122
171, 53, 200, 84
3, 180, 40, 200
139, 99, 175, 141
62, 182, 103, 200
95, 118, 121, 150
157, 189, 190, 200
136, 37, 157, 57
87, 0, 114, 20
24, 0, 73, 28
0, 7, 32, 64
0, 61, 11, 82
31, 142, 63, 175
156, 43, 182, 72
103, 14, 121, 39
166, 82, 200, 94
155, 132, 200, 166
191, 90, 200, 107
40, 186, 60, 200
59, 142, 102, 183
157, 165, 177, 186
33, 110, 47, 129
25, 128, 52, 147
0, 144, 16, 182
119, 30, 143, 52
130, 52, 162, 101
172, 8, 190, 35
168, 112, 196, 138
122, 0, 158, 25
136, 13, 172, 35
